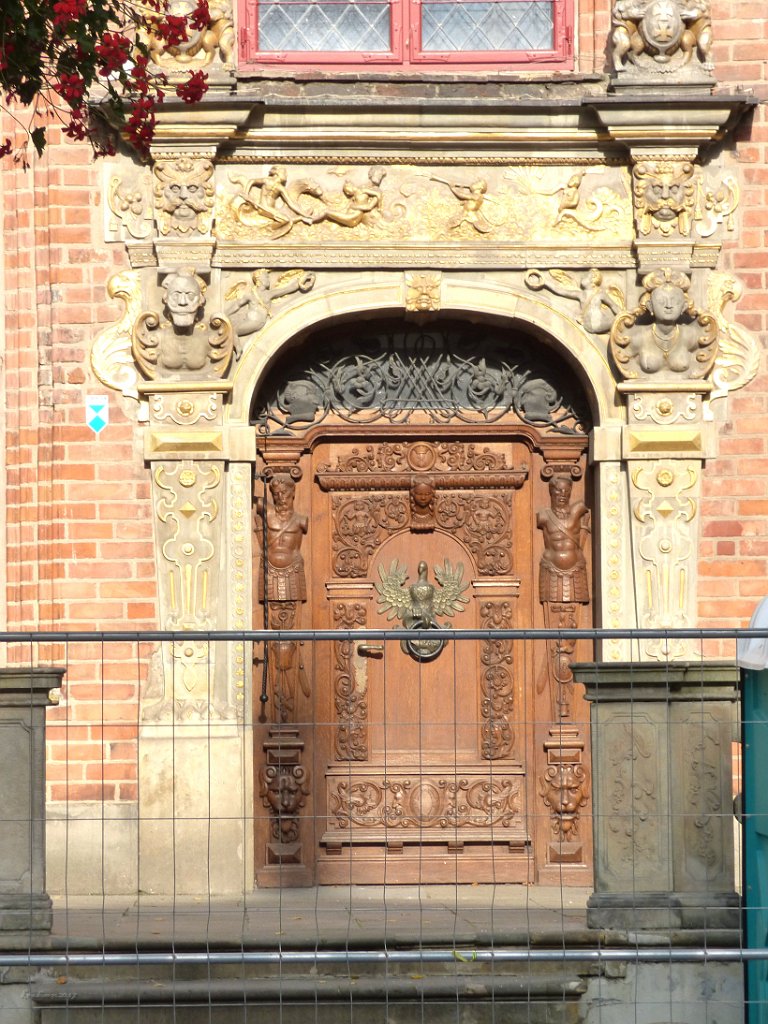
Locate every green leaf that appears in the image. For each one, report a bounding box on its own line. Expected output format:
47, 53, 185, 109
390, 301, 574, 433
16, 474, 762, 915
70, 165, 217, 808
30, 126, 46, 157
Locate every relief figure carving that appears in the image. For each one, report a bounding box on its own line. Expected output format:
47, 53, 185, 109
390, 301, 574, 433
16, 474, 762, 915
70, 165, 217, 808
430, 175, 500, 234
525, 268, 626, 335
132, 269, 236, 380
255, 473, 310, 722
225, 268, 316, 340
610, 268, 718, 381
537, 475, 590, 721
409, 478, 436, 532
612, 0, 713, 74
148, 0, 234, 68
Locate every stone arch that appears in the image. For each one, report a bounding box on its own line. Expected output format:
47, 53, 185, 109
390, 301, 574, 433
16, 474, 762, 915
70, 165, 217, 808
228, 275, 622, 430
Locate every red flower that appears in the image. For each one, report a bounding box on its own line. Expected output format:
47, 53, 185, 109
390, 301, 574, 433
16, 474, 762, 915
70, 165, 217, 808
176, 70, 208, 104
156, 14, 188, 48
56, 72, 86, 108
95, 33, 132, 75
189, 1, 210, 30
52, 0, 86, 28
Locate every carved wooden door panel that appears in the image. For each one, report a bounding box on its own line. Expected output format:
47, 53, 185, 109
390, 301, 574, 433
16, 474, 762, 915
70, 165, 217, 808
311, 436, 536, 885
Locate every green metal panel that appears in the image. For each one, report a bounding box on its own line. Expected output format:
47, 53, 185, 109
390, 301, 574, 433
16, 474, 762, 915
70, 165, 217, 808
743, 668, 768, 1023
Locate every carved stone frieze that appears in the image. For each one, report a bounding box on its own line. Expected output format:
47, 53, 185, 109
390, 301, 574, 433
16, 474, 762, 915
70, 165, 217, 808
333, 603, 368, 761
143, 459, 229, 720
90, 270, 143, 401
224, 268, 316, 340
611, 0, 714, 83
133, 269, 236, 381
610, 268, 718, 381
629, 459, 699, 661
107, 172, 153, 240
328, 773, 523, 829
146, 0, 234, 70
254, 327, 591, 437
629, 391, 699, 425
524, 267, 626, 335
695, 173, 739, 238
607, 719, 661, 864
154, 158, 215, 236
148, 391, 222, 427
216, 162, 631, 248
332, 495, 409, 578
479, 601, 514, 760
633, 158, 696, 237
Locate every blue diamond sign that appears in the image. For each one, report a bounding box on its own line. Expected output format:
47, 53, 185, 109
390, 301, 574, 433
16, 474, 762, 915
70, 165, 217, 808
86, 395, 109, 434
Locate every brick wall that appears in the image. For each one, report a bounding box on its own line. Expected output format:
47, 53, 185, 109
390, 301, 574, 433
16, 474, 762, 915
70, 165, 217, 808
0, 117, 156, 804
701, 1, 768, 636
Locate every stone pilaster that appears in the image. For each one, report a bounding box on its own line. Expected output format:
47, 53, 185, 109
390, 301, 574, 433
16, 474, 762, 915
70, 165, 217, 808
0, 668, 62, 946
577, 661, 739, 930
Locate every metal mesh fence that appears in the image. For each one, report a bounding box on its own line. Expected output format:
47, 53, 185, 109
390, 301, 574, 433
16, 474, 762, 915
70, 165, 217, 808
0, 627, 761, 1023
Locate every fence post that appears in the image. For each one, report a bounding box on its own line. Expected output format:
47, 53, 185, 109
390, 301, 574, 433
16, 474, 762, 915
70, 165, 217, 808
0, 668, 62, 945
575, 661, 739, 930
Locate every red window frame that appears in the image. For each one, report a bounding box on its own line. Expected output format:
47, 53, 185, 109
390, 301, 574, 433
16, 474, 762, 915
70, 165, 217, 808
239, 0, 573, 70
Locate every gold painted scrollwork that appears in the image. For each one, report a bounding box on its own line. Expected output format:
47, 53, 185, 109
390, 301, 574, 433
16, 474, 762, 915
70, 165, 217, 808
90, 270, 143, 401
708, 272, 760, 398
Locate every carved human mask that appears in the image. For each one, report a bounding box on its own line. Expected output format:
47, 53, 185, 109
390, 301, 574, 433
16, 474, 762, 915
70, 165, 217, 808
163, 271, 204, 328
649, 283, 687, 325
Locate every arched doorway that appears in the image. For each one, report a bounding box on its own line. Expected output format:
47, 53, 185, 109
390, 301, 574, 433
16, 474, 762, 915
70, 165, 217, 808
250, 317, 595, 886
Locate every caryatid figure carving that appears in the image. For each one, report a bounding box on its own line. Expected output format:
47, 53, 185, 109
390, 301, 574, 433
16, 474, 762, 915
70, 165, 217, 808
537, 475, 590, 719
254, 473, 310, 721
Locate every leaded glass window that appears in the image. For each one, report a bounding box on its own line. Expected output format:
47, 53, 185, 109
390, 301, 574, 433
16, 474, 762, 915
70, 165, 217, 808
259, 0, 391, 51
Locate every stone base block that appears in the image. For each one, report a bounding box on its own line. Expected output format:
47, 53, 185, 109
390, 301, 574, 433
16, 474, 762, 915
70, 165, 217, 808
587, 890, 740, 930
0, 893, 53, 942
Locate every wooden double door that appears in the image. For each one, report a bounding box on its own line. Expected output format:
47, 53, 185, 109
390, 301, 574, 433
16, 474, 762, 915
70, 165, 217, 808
255, 428, 592, 887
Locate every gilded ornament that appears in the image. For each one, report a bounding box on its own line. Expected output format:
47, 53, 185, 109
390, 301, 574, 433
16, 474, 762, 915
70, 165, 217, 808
695, 174, 739, 237
610, 268, 718, 381
90, 269, 143, 401
154, 158, 215, 236
633, 159, 696, 237
404, 271, 441, 312
707, 272, 760, 397
430, 175, 501, 234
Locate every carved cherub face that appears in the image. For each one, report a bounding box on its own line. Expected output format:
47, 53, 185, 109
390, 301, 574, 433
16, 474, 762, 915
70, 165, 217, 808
163, 271, 204, 327
649, 282, 687, 325
410, 481, 435, 512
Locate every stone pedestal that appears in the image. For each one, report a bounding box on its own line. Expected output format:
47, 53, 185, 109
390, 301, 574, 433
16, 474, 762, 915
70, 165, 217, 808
575, 661, 739, 930
0, 668, 62, 946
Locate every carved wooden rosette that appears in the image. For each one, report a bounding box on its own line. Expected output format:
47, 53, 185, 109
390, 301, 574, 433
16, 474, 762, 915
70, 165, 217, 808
333, 602, 368, 761
259, 727, 310, 866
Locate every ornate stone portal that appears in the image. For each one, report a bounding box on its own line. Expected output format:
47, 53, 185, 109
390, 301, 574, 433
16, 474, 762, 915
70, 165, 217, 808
85, 14, 759, 894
